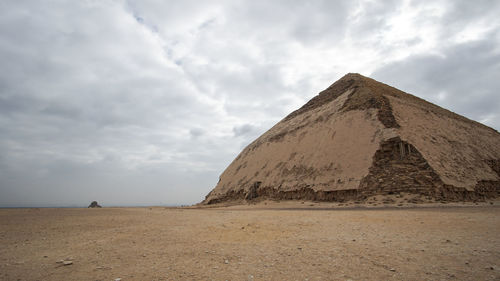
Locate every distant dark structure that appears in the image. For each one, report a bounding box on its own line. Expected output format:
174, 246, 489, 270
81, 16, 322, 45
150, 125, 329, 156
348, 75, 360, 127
88, 201, 102, 208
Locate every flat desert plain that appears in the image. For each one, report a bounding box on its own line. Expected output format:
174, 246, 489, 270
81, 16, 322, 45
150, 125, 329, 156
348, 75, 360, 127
0, 203, 499, 281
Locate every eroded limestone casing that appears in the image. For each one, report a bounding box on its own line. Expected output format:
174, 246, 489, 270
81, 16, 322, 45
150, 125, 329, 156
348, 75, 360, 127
203, 73, 500, 204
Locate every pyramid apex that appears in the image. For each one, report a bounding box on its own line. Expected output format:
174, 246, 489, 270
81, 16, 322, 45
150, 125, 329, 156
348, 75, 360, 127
342, 72, 365, 78
337, 72, 369, 81
284, 73, 374, 122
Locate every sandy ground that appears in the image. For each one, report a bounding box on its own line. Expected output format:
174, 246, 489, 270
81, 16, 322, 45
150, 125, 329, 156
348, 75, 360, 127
0, 203, 499, 281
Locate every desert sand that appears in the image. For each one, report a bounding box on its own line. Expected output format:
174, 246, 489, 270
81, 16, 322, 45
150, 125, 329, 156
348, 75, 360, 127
1, 202, 499, 280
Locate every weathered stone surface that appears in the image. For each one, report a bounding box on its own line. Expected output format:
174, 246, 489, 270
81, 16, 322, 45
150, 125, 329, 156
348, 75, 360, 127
203, 73, 500, 204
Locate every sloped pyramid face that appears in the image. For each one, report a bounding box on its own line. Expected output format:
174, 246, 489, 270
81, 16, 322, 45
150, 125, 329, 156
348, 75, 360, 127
203, 73, 500, 204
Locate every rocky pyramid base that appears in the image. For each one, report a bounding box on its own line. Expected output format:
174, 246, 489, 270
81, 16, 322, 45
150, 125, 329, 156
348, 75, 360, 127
205, 137, 500, 205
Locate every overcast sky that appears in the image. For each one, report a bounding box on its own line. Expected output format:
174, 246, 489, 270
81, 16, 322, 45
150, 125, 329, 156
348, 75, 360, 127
1, 0, 499, 207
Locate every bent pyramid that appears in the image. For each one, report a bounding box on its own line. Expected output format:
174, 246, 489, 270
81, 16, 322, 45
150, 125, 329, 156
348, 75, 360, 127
203, 73, 500, 204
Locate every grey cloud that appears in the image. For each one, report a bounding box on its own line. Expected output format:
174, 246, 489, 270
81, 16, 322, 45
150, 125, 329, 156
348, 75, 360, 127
441, 0, 500, 26
233, 124, 256, 137
346, 0, 400, 37
233, 0, 353, 45
189, 128, 205, 138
